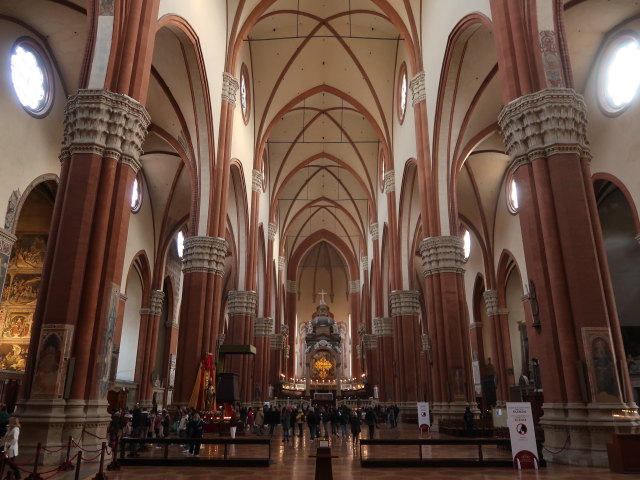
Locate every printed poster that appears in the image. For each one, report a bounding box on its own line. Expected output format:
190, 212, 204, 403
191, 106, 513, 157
417, 402, 430, 428
506, 402, 539, 469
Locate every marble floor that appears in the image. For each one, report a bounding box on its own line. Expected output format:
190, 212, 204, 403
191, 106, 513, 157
89, 424, 630, 480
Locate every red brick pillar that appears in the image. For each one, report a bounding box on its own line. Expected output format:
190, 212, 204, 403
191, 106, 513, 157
138, 289, 165, 405
371, 317, 392, 401
349, 281, 361, 377
174, 236, 227, 405
17, 89, 150, 450
482, 289, 512, 402
420, 236, 476, 426
498, 89, 639, 465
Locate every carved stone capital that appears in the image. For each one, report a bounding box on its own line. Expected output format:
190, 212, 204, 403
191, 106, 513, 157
270, 333, 284, 350
254, 317, 274, 337
59, 89, 150, 172
363, 334, 378, 351
389, 290, 421, 317
420, 236, 465, 276
267, 222, 277, 240
482, 289, 499, 316
373, 317, 393, 337
349, 280, 360, 293
222, 72, 240, 107
0, 228, 17, 256
409, 71, 426, 106
252, 169, 263, 193
278, 256, 286, 270
286, 280, 297, 293
227, 290, 257, 317
360, 256, 368, 271
182, 236, 228, 276
149, 290, 165, 317
498, 88, 590, 172
383, 170, 396, 194
369, 223, 379, 241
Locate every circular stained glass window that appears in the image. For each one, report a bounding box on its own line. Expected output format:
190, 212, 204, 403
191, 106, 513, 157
10, 40, 52, 116
599, 34, 640, 114
131, 175, 142, 212
240, 63, 250, 124
397, 62, 408, 124
176, 231, 185, 259
463, 229, 471, 261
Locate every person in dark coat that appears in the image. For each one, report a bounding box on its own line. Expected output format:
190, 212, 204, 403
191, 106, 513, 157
364, 408, 376, 439
188, 413, 204, 456
349, 410, 362, 446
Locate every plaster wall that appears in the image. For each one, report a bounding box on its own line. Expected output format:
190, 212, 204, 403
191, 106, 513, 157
117, 266, 143, 382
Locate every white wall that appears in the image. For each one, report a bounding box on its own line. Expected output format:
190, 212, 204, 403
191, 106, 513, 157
117, 267, 143, 382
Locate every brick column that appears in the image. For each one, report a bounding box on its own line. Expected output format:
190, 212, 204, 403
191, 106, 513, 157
224, 290, 257, 401
174, 236, 227, 404
482, 289, 512, 401
138, 289, 164, 405
499, 88, 639, 465
16, 89, 150, 456
420, 236, 476, 425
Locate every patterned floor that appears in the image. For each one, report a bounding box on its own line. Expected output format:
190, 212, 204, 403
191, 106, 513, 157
95, 424, 630, 480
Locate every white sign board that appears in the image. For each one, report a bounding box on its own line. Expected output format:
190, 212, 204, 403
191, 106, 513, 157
417, 402, 430, 428
506, 402, 539, 469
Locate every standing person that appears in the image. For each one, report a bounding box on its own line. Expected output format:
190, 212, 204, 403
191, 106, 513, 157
463, 407, 474, 436
179, 408, 190, 450
295, 408, 305, 437
349, 411, 361, 447
255, 407, 265, 435
188, 413, 204, 456
364, 408, 376, 439
306, 407, 317, 440
321, 407, 330, 438
108, 411, 122, 449
3, 417, 21, 479
281, 407, 291, 443
338, 407, 348, 438
162, 410, 170, 438
0, 404, 9, 454
246, 407, 255, 434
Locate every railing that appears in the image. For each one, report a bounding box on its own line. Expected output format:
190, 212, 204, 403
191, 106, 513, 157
359, 438, 522, 468
118, 437, 272, 467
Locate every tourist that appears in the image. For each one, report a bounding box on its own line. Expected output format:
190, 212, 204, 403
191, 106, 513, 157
364, 408, 376, 439
188, 413, 204, 456
295, 408, 305, 437
255, 407, 265, 435
338, 406, 348, 438
281, 407, 291, 443
464, 406, 474, 436
3, 417, 20, 479
162, 410, 170, 437
306, 407, 318, 440
349, 411, 361, 447
179, 408, 190, 448
320, 407, 330, 438
246, 407, 255, 433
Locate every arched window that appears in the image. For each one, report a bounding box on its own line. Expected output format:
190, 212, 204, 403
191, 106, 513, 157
10, 39, 53, 116
463, 229, 471, 261
240, 63, 251, 124
176, 231, 185, 259
397, 62, 408, 124
598, 33, 640, 114
506, 177, 519, 214
130, 175, 142, 213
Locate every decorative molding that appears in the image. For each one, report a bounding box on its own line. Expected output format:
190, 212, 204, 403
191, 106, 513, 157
278, 256, 286, 270
373, 317, 393, 337
539, 31, 563, 88
4, 190, 20, 232
227, 290, 257, 317
165, 320, 179, 329
270, 333, 284, 350
421, 334, 431, 352
482, 290, 499, 317
498, 88, 590, 173
254, 317, 274, 337
281, 324, 289, 336
349, 280, 360, 293
363, 334, 378, 351
59, 89, 150, 172
252, 169, 263, 193
389, 290, 421, 317
356, 343, 362, 359
149, 290, 165, 317
469, 321, 483, 330
360, 256, 368, 271
221, 72, 239, 107
284, 344, 290, 360
118, 293, 128, 303
182, 236, 228, 276
139, 308, 151, 316
267, 222, 277, 240
383, 170, 396, 194
286, 280, 297, 293
409, 71, 426, 106
419, 236, 465, 276
0, 228, 17, 256
369, 223, 379, 241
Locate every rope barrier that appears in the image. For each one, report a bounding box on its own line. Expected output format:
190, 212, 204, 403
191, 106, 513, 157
71, 439, 105, 453
81, 427, 108, 441
542, 435, 570, 454
41, 446, 65, 453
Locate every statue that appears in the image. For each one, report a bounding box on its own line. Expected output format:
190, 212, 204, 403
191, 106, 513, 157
204, 378, 215, 411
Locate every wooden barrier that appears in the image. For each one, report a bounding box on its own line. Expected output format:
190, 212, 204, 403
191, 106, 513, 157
607, 433, 640, 473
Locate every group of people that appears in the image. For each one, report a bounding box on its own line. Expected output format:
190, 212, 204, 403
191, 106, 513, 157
0, 404, 20, 480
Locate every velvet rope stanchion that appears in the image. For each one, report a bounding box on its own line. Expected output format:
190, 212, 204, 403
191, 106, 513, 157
106, 439, 119, 472
58, 436, 74, 471
91, 443, 107, 480
25, 442, 43, 480
74, 452, 82, 480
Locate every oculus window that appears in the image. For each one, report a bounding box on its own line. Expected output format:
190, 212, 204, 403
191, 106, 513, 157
599, 34, 640, 114
11, 40, 52, 116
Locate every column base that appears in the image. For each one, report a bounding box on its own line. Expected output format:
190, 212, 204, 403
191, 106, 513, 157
15, 398, 111, 465
540, 401, 640, 467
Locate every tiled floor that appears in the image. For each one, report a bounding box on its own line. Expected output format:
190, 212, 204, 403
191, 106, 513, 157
95, 424, 630, 480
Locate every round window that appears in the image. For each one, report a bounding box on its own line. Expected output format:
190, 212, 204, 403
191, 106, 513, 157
598, 33, 640, 115
397, 62, 408, 124
10, 39, 53, 116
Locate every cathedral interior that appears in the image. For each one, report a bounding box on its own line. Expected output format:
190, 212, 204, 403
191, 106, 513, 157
0, 0, 640, 476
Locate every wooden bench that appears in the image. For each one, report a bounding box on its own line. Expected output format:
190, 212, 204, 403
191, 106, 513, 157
607, 433, 640, 473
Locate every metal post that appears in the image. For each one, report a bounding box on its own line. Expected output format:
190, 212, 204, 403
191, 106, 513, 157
74, 453, 82, 480
60, 436, 74, 471
107, 437, 120, 471
91, 442, 107, 480
26, 442, 43, 480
